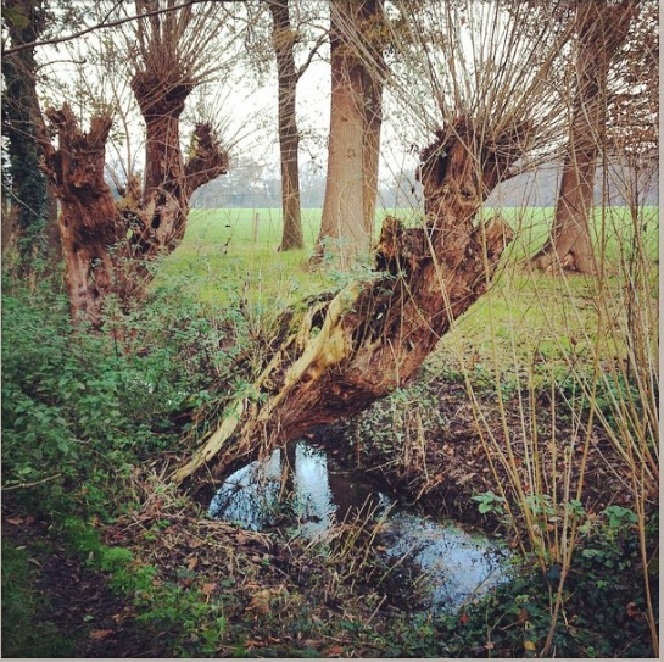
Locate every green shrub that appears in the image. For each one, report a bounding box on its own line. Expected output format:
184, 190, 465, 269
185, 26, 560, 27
430, 511, 658, 658
1, 275, 253, 519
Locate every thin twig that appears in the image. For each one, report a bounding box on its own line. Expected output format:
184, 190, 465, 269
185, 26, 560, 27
2, 474, 62, 491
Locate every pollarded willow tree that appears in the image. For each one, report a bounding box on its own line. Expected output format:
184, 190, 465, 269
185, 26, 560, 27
37, 0, 232, 326
173, 0, 574, 483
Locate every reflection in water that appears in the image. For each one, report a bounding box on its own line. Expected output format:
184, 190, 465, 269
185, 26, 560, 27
209, 441, 511, 612
380, 512, 509, 611
208, 442, 386, 536
208, 448, 283, 531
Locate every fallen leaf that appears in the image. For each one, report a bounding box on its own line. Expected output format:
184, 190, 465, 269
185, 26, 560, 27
328, 644, 345, 656
201, 582, 217, 596
626, 602, 641, 618
188, 556, 199, 571
6, 516, 23, 525
89, 629, 113, 641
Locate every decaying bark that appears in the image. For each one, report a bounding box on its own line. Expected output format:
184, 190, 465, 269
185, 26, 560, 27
39, 104, 228, 326
172, 119, 524, 486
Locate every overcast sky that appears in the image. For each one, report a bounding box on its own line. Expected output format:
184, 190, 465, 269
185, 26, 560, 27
35, 3, 423, 193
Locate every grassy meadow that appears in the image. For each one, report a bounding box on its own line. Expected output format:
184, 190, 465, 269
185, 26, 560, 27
156, 204, 658, 384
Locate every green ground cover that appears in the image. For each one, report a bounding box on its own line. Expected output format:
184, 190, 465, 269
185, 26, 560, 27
3, 204, 657, 657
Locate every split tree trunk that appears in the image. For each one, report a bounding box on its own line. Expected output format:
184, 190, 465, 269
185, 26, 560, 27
172, 119, 523, 487
312, 0, 384, 269
39, 103, 228, 327
269, 0, 304, 252
532, 0, 635, 274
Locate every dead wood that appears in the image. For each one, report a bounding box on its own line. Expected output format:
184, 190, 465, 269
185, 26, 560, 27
172, 119, 521, 487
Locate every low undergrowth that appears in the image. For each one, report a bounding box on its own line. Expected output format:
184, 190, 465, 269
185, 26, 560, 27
430, 513, 658, 658
2, 199, 658, 657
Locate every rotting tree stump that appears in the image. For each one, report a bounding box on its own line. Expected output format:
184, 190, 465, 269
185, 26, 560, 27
172, 119, 524, 487
38, 103, 228, 327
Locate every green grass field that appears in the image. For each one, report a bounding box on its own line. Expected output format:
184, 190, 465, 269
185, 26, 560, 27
154, 205, 658, 382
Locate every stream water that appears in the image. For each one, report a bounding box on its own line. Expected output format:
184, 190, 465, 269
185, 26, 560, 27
209, 441, 511, 612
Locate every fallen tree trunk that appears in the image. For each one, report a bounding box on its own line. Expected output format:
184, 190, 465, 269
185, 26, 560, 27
172, 119, 523, 486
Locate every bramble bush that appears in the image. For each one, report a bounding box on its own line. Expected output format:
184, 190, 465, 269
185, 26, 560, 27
1, 273, 253, 519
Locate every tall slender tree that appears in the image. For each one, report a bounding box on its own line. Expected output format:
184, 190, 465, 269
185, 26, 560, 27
268, 0, 303, 251
311, 0, 385, 269
1, 0, 48, 265
531, 0, 636, 273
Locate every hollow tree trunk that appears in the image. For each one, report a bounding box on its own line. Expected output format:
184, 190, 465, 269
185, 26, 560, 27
312, 0, 383, 269
269, 0, 304, 252
172, 118, 524, 487
132, 74, 193, 252
532, 0, 635, 274
39, 103, 228, 326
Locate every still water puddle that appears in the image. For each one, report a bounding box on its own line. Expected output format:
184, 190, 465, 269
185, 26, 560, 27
209, 441, 511, 611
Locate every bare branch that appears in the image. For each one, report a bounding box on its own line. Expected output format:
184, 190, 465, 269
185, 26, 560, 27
295, 29, 328, 80
2, 0, 225, 56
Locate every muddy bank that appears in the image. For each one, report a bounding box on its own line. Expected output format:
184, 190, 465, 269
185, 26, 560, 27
306, 373, 647, 537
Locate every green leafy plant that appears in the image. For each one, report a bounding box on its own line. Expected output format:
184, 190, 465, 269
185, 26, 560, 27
472, 491, 507, 515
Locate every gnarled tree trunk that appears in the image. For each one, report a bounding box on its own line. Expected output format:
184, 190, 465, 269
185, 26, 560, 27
39, 104, 228, 326
172, 119, 523, 487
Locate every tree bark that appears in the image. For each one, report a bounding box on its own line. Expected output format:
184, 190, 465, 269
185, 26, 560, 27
39, 104, 228, 327
132, 73, 193, 252
268, 0, 304, 252
172, 118, 524, 487
311, 0, 384, 269
532, 0, 635, 274
1, 0, 48, 269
